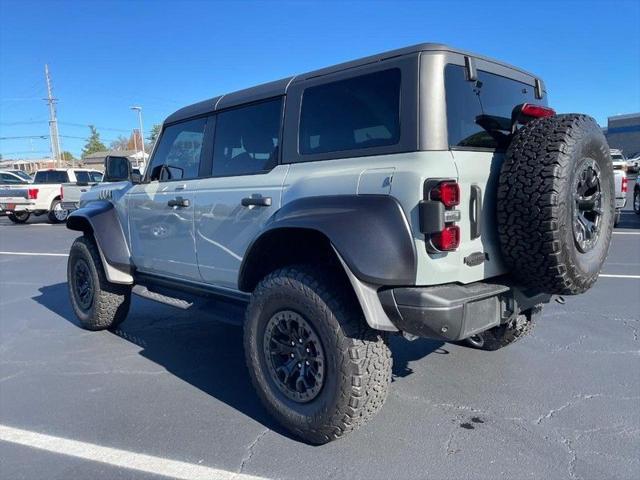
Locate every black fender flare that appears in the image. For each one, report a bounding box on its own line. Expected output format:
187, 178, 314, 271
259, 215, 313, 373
66, 201, 133, 284
239, 195, 417, 288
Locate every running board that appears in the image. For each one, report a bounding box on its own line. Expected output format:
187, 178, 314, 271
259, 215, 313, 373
132, 285, 193, 309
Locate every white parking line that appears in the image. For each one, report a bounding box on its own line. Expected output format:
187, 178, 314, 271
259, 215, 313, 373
0, 424, 268, 480
613, 231, 640, 235
0, 251, 68, 257
599, 274, 640, 279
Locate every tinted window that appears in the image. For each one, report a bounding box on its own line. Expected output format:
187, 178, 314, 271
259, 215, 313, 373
445, 64, 546, 149
148, 118, 207, 181
33, 170, 69, 183
1, 173, 24, 184
12, 171, 32, 181
299, 69, 401, 155
212, 98, 282, 177
74, 171, 91, 183
89, 171, 103, 182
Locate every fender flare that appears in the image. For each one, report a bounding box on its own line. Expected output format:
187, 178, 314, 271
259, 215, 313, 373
66, 201, 133, 284
239, 195, 417, 288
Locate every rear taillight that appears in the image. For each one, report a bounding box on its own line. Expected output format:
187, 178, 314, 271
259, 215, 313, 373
421, 180, 461, 252
431, 225, 460, 251
430, 181, 460, 207
520, 103, 556, 119
27, 188, 39, 200
622, 177, 628, 193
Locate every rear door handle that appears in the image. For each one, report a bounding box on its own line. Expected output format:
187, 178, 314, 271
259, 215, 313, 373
470, 185, 482, 239
241, 196, 272, 207
167, 196, 190, 208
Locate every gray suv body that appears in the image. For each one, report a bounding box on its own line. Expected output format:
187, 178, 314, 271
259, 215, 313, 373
66, 43, 615, 443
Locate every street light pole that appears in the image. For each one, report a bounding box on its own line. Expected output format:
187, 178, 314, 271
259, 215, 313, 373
130, 106, 144, 168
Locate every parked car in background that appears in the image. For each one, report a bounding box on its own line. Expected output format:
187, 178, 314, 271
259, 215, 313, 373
0, 170, 31, 185
60, 170, 103, 212
0, 168, 102, 224
626, 152, 640, 174
611, 149, 628, 173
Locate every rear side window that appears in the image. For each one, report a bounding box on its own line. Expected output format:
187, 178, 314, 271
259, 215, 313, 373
90, 172, 103, 182
212, 98, 282, 177
33, 170, 69, 183
74, 171, 91, 183
299, 68, 401, 155
445, 64, 545, 149
148, 117, 207, 181
1, 173, 24, 184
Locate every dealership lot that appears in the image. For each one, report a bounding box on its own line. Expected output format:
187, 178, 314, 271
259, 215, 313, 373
0, 182, 638, 480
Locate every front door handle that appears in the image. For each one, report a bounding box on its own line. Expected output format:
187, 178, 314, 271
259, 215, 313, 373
167, 196, 190, 208
241, 196, 272, 207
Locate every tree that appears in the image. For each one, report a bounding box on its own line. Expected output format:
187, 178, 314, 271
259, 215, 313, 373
109, 135, 129, 151
146, 124, 161, 150
81, 125, 107, 158
61, 151, 76, 162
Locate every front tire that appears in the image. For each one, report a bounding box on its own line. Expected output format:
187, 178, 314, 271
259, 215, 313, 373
7, 211, 30, 224
244, 265, 392, 444
48, 199, 68, 223
67, 236, 131, 330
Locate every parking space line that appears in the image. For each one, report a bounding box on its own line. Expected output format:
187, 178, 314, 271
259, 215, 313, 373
599, 274, 640, 279
0, 251, 68, 257
0, 424, 268, 480
613, 231, 640, 235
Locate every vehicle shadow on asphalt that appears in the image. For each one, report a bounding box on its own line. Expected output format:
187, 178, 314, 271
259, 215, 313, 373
34, 282, 445, 442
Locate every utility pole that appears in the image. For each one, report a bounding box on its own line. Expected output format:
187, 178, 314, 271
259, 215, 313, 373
44, 64, 62, 166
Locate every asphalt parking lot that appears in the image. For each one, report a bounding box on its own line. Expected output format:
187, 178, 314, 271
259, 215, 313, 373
0, 181, 638, 480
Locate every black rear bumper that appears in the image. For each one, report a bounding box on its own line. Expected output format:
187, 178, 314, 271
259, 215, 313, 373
379, 280, 551, 341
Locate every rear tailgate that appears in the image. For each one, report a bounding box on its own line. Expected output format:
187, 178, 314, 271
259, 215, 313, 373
61, 183, 91, 210
444, 63, 548, 283
0, 187, 31, 212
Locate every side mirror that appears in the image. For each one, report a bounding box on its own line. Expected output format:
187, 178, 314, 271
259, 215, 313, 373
104, 155, 137, 183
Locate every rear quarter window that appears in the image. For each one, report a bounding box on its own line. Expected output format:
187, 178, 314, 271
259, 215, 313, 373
445, 64, 546, 150
299, 68, 401, 155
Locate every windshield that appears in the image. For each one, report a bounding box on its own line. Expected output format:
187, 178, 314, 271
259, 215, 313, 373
12, 171, 32, 181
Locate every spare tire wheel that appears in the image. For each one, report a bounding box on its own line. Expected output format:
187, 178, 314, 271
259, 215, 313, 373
497, 114, 614, 295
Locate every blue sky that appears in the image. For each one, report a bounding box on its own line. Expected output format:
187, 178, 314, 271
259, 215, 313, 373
1, 0, 639, 159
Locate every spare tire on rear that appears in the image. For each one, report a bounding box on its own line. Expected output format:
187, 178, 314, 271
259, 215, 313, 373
497, 114, 614, 295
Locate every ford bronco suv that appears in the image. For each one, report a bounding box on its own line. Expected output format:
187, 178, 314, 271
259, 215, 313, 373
66, 43, 615, 444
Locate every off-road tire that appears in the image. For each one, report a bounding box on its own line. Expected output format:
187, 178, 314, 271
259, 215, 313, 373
244, 265, 392, 444
48, 199, 68, 224
497, 114, 615, 295
463, 306, 540, 351
7, 211, 30, 224
67, 235, 131, 330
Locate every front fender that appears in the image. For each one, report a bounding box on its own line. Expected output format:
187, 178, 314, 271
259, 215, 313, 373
67, 201, 133, 284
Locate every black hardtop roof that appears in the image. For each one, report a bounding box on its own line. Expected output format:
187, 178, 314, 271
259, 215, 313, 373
165, 43, 540, 125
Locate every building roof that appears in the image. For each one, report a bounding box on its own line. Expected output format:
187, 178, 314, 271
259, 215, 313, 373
83, 150, 138, 161
165, 42, 541, 125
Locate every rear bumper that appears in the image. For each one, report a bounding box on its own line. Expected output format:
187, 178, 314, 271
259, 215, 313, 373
0, 200, 34, 213
616, 196, 627, 209
61, 201, 79, 211
379, 280, 551, 341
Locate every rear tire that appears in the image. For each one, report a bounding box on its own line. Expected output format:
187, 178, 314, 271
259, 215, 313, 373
244, 265, 392, 444
497, 114, 615, 295
48, 199, 68, 224
7, 211, 30, 224
67, 235, 131, 330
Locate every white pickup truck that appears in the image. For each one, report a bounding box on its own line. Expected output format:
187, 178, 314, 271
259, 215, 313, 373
0, 168, 102, 224
611, 150, 628, 226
